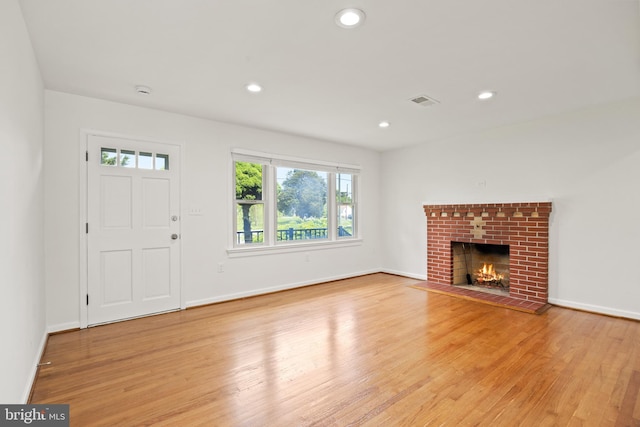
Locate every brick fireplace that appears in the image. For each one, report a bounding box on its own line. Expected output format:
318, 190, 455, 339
418, 202, 552, 313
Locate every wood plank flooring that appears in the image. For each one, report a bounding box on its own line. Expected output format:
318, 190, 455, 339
31, 273, 640, 426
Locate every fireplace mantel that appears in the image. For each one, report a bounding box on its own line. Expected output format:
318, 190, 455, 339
420, 202, 552, 313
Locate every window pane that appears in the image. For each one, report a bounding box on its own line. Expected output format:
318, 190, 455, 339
337, 205, 354, 237
155, 153, 169, 170
276, 167, 328, 241
337, 173, 354, 238
101, 148, 117, 166
139, 152, 153, 170
337, 173, 353, 203
235, 162, 263, 201
120, 150, 135, 168
236, 203, 264, 244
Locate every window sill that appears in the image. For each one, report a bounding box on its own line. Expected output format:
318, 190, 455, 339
227, 238, 363, 258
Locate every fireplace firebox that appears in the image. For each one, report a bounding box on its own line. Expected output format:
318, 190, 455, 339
452, 242, 510, 294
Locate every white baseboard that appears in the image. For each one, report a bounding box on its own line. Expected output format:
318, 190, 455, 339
548, 298, 640, 321
47, 321, 81, 334
380, 269, 426, 281
22, 330, 48, 403
186, 269, 381, 308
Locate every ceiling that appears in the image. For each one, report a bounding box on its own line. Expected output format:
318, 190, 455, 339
19, 0, 640, 151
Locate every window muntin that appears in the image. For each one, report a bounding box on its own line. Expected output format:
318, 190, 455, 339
232, 151, 359, 249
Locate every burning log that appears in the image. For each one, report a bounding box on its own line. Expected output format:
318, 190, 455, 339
475, 263, 505, 287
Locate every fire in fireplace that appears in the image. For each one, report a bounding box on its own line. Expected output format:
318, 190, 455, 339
477, 263, 504, 286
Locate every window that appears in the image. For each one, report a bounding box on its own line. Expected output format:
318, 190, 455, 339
276, 167, 328, 242
101, 148, 117, 166
235, 161, 265, 244
139, 152, 153, 170
232, 150, 359, 249
336, 173, 355, 238
100, 147, 169, 170
155, 154, 169, 170
120, 150, 136, 168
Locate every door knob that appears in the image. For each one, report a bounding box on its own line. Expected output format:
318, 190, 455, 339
171, 234, 178, 240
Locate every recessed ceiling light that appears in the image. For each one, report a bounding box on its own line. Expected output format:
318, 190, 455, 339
135, 85, 152, 95
478, 91, 496, 100
378, 121, 390, 128
246, 83, 262, 93
335, 8, 366, 28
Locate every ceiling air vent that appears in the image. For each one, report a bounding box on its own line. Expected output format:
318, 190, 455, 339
410, 94, 440, 107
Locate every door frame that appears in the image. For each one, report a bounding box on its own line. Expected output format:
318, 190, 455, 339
79, 129, 185, 328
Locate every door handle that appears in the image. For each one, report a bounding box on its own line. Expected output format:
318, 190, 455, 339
171, 234, 179, 240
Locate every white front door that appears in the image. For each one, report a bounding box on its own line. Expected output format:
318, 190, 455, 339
87, 135, 181, 326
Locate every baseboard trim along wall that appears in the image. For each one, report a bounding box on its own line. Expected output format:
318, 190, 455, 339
548, 298, 640, 321
47, 321, 81, 334
185, 269, 381, 309
380, 269, 426, 281
23, 331, 48, 403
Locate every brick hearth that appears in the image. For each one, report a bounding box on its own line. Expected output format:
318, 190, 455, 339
418, 202, 552, 313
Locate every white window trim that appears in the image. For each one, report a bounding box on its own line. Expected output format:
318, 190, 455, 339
227, 238, 363, 258
231, 148, 361, 174
228, 149, 361, 256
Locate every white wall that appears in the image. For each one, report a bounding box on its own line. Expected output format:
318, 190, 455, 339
0, 0, 46, 403
44, 91, 381, 330
381, 97, 640, 320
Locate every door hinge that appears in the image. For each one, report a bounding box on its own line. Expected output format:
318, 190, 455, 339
86, 294, 89, 305
86, 151, 88, 162
86, 223, 89, 234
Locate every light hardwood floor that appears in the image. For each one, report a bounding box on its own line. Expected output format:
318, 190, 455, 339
31, 273, 640, 426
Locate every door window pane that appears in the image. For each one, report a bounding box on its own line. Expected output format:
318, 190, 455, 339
101, 148, 117, 166
155, 153, 169, 170
120, 150, 135, 168
139, 152, 153, 170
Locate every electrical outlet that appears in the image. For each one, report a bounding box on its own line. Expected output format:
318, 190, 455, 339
188, 207, 203, 216
218, 262, 224, 273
